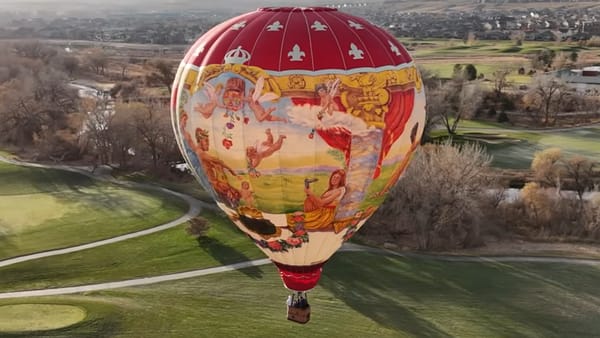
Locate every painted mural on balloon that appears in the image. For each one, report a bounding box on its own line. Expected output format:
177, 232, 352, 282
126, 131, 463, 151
170, 8, 428, 292
175, 57, 425, 262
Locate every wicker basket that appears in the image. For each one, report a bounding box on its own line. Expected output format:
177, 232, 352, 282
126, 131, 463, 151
287, 305, 311, 324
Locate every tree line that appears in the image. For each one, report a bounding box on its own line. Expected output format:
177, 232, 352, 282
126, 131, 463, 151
0, 41, 181, 174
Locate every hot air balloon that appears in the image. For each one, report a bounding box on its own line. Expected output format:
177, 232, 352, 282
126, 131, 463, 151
171, 6, 426, 323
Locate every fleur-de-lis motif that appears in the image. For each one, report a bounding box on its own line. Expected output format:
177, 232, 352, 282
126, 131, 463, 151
311, 21, 328, 31
193, 44, 205, 57
267, 21, 283, 31
288, 44, 306, 61
388, 40, 401, 56
348, 43, 364, 60
348, 20, 364, 30
231, 21, 246, 30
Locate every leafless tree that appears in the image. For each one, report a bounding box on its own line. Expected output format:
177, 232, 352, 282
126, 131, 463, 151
367, 141, 494, 250
119, 100, 173, 169
13, 41, 58, 63
0, 68, 77, 147
145, 59, 175, 94
564, 155, 596, 203
82, 97, 115, 164
432, 78, 484, 135
86, 48, 109, 75
526, 75, 570, 125
492, 68, 512, 98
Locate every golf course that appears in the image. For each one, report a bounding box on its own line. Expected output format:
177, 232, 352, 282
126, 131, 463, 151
1, 155, 600, 337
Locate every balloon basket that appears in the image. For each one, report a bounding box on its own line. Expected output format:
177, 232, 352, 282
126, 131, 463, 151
286, 291, 311, 324
287, 305, 311, 324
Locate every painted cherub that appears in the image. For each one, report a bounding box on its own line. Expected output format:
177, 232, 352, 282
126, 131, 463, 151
246, 128, 286, 177
239, 181, 256, 207
246, 76, 287, 123
194, 76, 286, 123
316, 78, 341, 119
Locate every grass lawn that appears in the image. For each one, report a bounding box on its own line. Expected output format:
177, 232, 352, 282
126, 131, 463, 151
1, 252, 599, 337
0, 162, 189, 260
402, 39, 597, 59
117, 171, 214, 204
405, 38, 600, 84
420, 62, 531, 83
435, 123, 600, 169
0, 210, 263, 292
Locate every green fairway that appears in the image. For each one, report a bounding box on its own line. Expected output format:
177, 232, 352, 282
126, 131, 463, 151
0, 304, 86, 332
0, 211, 263, 292
0, 162, 189, 260
1, 252, 599, 337
437, 124, 600, 169
402, 39, 596, 59
420, 62, 531, 83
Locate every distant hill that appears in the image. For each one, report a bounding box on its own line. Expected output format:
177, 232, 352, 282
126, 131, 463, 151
0, 0, 385, 14
2, 0, 600, 19
383, 0, 600, 13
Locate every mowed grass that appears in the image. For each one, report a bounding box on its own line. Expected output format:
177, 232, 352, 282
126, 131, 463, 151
0, 162, 189, 260
405, 38, 600, 84
0, 304, 86, 332
1, 252, 599, 337
420, 62, 531, 83
436, 123, 600, 169
402, 39, 596, 58
0, 210, 263, 292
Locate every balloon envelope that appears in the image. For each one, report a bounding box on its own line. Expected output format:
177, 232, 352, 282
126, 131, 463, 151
171, 7, 426, 291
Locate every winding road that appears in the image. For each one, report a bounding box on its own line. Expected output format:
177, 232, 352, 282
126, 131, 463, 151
1, 155, 600, 300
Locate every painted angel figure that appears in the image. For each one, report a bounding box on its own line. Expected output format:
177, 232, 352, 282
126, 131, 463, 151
316, 78, 341, 119
194, 82, 220, 119
193, 76, 287, 123
246, 76, 287, 123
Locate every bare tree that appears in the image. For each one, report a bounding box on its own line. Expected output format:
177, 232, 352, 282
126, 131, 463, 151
367, 142, 494, 250
82, 97, 115, 165
118, 100, 172, 169
110, 108, 138, 168
86, 48, 108, 75
13, 41, 58, 63
564, 155, 596, 203
61, 55, 80, 77
526, 76, 570, 125
432, 78, 483, 135
0, 68, 77, 147
145, 59, 175, 94
492, 68, 512, 98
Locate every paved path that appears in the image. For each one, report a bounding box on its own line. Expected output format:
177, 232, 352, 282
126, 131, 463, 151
0, 259, 272, 299
0, 155, 208, 268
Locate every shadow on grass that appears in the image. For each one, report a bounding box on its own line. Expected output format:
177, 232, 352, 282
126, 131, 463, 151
0, 234, 17, 261
320, 254, 452, 336
196, 236, 263, 280
319, 252, 600, 337
0, 164, 96, 196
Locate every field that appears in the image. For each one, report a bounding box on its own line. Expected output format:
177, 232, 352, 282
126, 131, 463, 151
1, 152, 600, 336
2, 252, 600, 337
402, 39, 600, 84
440, 121, 600, 169
0, 161, 189, 260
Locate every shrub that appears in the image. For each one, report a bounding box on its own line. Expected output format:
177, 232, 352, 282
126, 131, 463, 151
366, 142, 494, 250
185, 217, 210, 238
